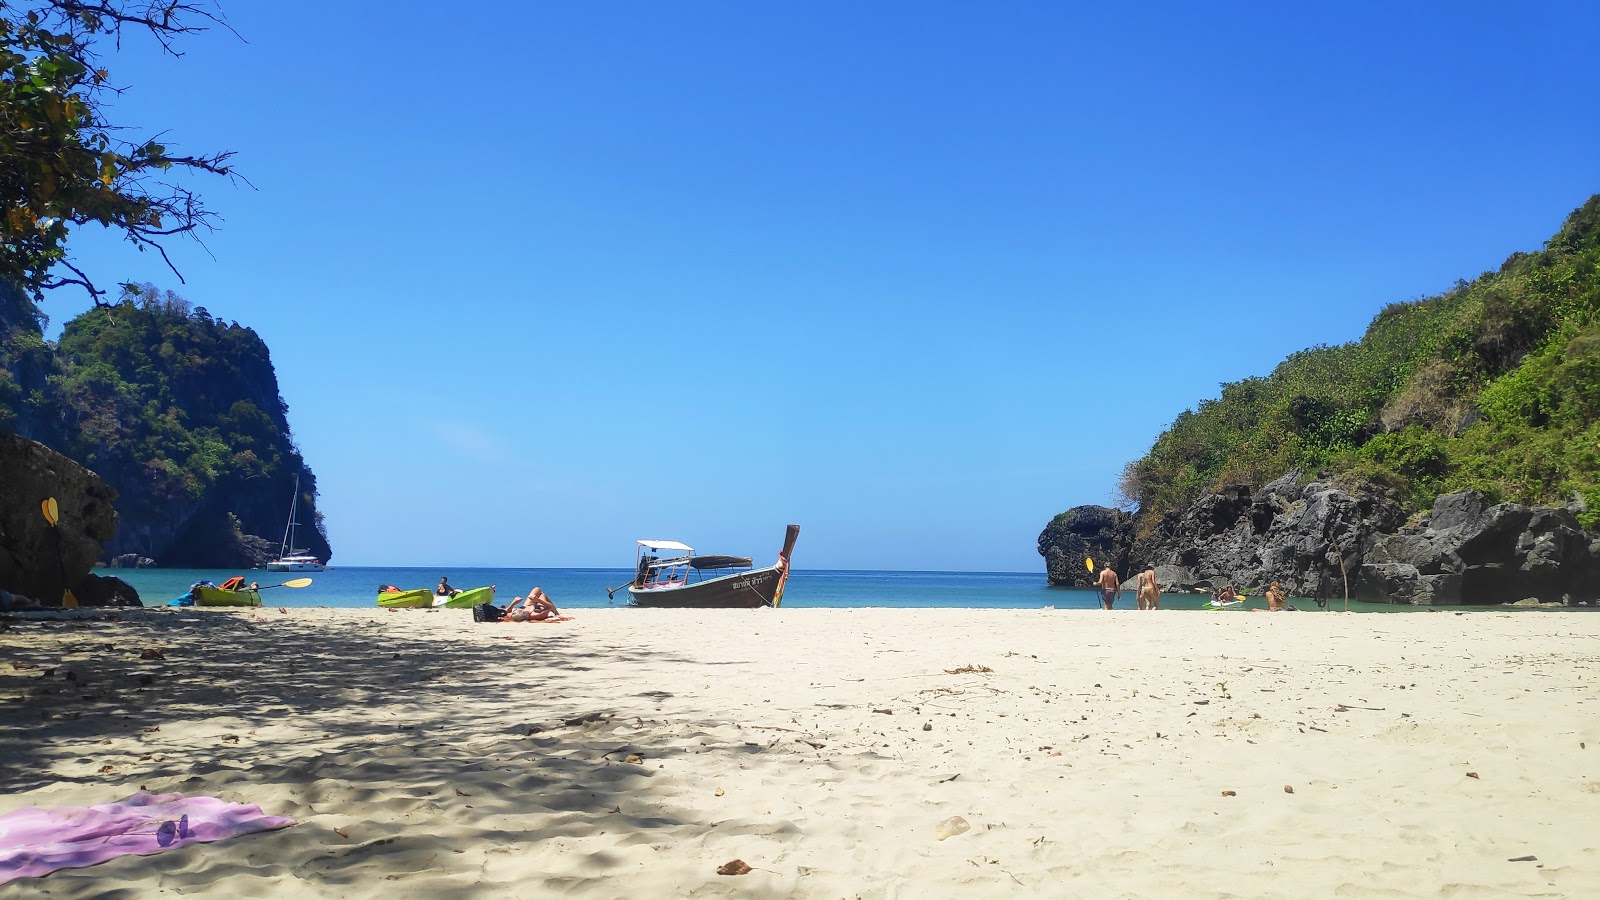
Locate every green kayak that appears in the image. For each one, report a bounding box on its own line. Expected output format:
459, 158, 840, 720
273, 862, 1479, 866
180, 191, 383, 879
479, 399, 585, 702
194, 584, 262, 607
442, 586, 496, 608
377, 589, 432, 608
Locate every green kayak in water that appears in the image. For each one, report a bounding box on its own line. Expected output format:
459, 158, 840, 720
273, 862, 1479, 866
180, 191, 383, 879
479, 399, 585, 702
377, 589, 432, 608
441, 586, 496, 608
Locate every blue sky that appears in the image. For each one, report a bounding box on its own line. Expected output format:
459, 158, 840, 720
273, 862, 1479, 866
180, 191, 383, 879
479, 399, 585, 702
51, 2, 1600, 570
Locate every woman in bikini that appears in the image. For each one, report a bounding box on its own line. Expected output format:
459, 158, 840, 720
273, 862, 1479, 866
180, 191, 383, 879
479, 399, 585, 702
506, 587, 561, 622
1135, 564, 1160, 610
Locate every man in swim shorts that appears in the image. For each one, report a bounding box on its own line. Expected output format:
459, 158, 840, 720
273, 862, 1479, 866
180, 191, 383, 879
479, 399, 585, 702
1094, 564, 1120, 610
1135, 564, 1160, 610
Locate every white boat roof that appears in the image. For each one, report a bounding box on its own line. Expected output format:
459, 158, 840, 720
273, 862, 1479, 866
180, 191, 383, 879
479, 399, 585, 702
637, 539, 693, 552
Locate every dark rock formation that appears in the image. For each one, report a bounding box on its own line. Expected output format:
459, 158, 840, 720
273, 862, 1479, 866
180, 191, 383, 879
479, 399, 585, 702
71, 573, 143, 606
1361, 492, 1600, 604
1134, 473, 1408, 601
103, 553, 157, 568
233, 532, 282, 569
0, 433, 139, 606
1041, 473, 1600, 604
1037, 506, 1134, 586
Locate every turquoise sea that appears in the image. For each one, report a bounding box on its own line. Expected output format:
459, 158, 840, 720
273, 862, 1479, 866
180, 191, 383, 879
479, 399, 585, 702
92, 566, 1512, 612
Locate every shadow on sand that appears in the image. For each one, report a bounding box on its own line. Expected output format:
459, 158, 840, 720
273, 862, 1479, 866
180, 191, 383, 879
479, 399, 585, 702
0, 609, 803, 896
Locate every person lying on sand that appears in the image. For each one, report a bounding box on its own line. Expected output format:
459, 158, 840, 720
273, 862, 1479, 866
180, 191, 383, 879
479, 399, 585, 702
0, 588, 41, 611
506, 588, 562, 622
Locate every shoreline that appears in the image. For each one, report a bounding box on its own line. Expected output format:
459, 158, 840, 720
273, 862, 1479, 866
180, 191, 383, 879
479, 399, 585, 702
2, 608, 1596, 896
84, 564, 1594, 612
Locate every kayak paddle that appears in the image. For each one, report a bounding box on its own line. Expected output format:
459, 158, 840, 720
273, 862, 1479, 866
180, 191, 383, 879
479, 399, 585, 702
260, 578, 313, 590
40, 497, 79, 607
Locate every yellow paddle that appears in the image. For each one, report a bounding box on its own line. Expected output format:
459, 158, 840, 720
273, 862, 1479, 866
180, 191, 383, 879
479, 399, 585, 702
40, 497, 78, 607
260, 577, 313, 590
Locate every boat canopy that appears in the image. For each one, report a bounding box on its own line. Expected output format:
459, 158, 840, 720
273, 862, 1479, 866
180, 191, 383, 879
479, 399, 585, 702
637, 539, 693, 552
689, 555, 752, 570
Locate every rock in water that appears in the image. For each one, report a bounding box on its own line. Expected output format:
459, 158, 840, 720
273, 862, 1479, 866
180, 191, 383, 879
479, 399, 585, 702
1037, 506, 1133, 586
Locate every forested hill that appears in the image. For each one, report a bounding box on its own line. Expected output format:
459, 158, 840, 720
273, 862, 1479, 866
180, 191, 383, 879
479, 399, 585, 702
0, 283, 330, 567
1119, 195, 1600, 534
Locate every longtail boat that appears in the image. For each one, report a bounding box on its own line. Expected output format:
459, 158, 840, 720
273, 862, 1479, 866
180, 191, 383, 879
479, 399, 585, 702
625, 525, 798, 609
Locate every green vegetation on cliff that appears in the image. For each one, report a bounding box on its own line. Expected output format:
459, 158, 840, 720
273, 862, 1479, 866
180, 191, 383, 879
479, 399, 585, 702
1120, 196, 1600, 532
0, 282, 327, 564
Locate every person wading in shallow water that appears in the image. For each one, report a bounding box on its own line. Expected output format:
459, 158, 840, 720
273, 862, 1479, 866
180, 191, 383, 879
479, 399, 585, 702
1095, 564, 1121, 610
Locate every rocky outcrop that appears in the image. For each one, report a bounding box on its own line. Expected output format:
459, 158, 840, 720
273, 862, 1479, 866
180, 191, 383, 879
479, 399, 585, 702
0, 433, 139, 606
234, 532, 281, 569
1360, 492, 1600, 604
1041, 472, 1600, 604
1131, 473, 1408, 601
1037, 506, 1134, 586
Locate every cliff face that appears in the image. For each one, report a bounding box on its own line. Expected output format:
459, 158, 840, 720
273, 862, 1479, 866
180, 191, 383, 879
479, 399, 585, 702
1040, 478, 1600, 604
0, 284, 329, 567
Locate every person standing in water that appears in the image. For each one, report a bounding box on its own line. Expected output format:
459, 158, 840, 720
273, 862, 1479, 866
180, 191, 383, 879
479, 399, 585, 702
1135, 564, 1160, 610
1094, 564, 1121, 610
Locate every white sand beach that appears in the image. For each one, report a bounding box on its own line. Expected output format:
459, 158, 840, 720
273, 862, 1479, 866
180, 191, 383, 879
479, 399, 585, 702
2, 607, 1597, 898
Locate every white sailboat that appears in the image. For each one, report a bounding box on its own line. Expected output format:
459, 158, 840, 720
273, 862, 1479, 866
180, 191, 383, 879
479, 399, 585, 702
265, 472, 325, 572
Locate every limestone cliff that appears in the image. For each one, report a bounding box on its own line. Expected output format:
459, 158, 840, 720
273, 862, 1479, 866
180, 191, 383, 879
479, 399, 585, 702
0, 284, 329, 567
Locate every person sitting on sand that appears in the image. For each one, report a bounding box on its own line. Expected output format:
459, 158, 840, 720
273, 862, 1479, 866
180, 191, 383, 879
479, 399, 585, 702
435, 577, 459, 598
1136, 564, 1160, 611
506, 587, 560, 622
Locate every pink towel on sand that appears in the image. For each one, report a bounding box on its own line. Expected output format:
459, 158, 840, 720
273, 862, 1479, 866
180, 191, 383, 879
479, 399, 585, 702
0, 791, 295, 884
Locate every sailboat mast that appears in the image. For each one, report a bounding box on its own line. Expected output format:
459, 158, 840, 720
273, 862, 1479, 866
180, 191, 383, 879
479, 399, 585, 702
280, 473, 301, 557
